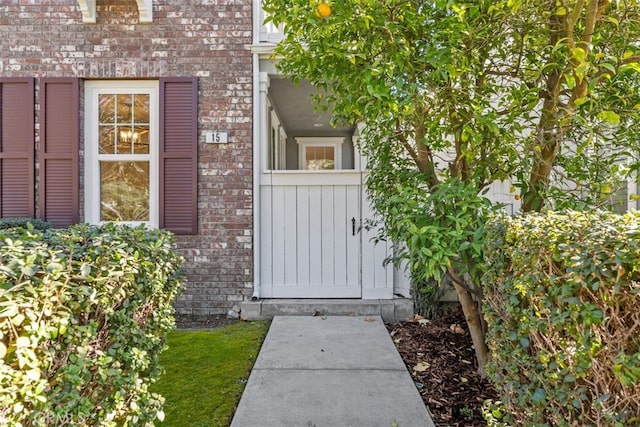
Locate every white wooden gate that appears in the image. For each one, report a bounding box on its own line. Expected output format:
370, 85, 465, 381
259, 171, 395, 298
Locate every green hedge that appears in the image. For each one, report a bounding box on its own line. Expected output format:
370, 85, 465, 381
483, 210, 640, 426
0, 223, 183, 426
0, 217, 52, 231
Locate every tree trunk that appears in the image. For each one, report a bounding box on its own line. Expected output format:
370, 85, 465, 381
448, 266, 489, 377
521, 117, 560, 212
522, 0, 604, 212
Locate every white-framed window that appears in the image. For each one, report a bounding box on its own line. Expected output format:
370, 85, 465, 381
84, 80, 159, 227
296, 137, 344, 170
268, 106, 287, 170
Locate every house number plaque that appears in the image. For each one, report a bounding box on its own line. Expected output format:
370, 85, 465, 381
206, 131, 229, 144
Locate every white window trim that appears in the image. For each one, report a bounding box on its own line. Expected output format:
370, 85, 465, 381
296, 137, 345, 170
267, 101, 288, 171
277, 120, 287, 170
84, 80, 159, 227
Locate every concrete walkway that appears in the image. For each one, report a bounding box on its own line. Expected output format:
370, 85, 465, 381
231, 316, 434, 427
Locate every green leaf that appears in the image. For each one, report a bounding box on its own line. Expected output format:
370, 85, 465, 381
16, 336, 30, 348
21, 266, 36, 277
565, 73, 577, 89
532, 388, 546, 404
46, 262, 63, 273
0, 304, 19, 318
620, 63, 640, 73
25, 367, 41, 381
574, 97, 588, 106
599, 62, 616, 73
11, 313, 25, 326
571, 47, 586, 62
597, 110, 620, 124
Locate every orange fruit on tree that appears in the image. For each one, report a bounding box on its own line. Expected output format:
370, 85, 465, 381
315, 3, 332, 18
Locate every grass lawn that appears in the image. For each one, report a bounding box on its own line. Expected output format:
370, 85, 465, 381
151, 320, 270, 427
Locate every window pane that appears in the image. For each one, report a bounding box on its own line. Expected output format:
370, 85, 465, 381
115, 125, 135, 154
117, 94, 133, 122
99, 125, 116, 154
100, 161, 149, 222
99, 94, 115, 123
306, 146, 335, 170
115, 125, 149, 154
134, 94, 150, 123
132, 125, 150, 154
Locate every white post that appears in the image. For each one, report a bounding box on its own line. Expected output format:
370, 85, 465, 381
252, 70, 271, 299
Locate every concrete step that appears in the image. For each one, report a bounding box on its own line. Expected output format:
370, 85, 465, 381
240, 298, 414, 323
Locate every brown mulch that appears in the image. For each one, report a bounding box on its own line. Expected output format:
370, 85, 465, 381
388, 309, 498, 426
174, 313, 239, 330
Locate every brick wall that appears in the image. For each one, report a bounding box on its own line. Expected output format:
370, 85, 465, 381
0, 0, 254, 315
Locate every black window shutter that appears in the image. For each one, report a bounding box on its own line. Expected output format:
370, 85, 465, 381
39, 78, 79, 227
0, 78, 35, 218
159, 77, 198, 234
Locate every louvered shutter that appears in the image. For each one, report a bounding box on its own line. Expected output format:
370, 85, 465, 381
159, 77, 198, 234
0, 78, 35, 218
39, 78, 79, 227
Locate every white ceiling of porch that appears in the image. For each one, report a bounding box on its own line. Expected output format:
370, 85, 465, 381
268, 78, 355, 135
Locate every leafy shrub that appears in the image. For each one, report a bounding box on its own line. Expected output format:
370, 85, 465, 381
0, 223, 183, 426
412, 274, 450, 320
0, 217, 52, 231
483, 210, 640, 426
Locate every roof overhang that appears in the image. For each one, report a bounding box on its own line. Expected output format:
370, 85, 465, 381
77, 0, 153, 23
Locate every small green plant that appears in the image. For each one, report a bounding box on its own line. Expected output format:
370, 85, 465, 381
459, 406, 474, 420
482, 400, 508, 427
412, 275, 450, 320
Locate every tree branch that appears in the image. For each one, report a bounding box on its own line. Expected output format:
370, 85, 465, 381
395, 126, 421, 169
565, 0, 586, 47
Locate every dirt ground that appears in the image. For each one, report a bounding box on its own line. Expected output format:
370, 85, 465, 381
388, 309, 498, 426
174, 308, 497, 426
174, 313, 239, 330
